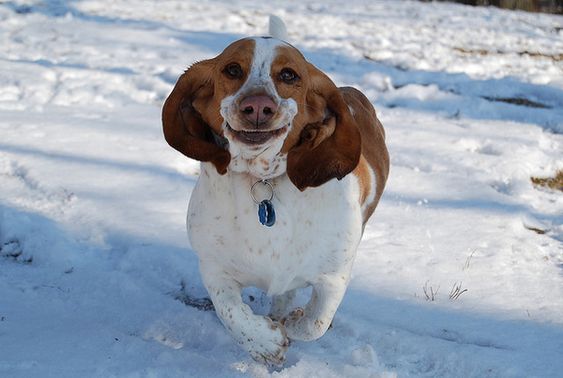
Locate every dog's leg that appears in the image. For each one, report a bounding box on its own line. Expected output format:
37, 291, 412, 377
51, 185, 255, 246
269, 289, 296, 321
200, 264, 289, 365
283, 271, 350, 341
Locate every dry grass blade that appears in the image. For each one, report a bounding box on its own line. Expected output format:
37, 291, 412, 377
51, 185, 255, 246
423, 281, 440, 301
449, 282, 468, 301
463, 249, 477, 271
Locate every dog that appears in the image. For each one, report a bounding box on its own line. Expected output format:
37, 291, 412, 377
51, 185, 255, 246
162, 18, 389, 365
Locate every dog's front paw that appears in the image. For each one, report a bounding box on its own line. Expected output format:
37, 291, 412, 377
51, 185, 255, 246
283, 308, 327, 341
246, 319, 289, 366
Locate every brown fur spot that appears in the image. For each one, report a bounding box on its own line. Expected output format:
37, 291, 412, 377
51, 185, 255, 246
353, 155, 371, 206
339, 87, 389, 224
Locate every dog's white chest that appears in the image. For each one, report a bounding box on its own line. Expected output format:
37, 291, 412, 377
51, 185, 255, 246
187, 163, 363, 296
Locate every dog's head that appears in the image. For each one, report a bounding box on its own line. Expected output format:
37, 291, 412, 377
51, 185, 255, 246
162, 37, 361, 190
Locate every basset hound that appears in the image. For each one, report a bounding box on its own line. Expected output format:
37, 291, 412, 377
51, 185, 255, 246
162, 28, 389, 365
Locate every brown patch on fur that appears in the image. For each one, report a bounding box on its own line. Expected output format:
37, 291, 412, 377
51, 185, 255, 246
340, 87, 389, 224
353, 155, 371, 206
285, 64, 362, 190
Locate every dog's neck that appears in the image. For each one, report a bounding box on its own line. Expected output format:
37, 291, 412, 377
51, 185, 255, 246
228, 151, 288, 180
210, 126, 288, 180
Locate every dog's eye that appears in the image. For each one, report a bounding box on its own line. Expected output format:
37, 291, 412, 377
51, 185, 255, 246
224, 63, 243, 79
280, 68, 299, 84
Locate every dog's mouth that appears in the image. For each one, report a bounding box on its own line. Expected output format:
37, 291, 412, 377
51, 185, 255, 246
226, 124, 288, 145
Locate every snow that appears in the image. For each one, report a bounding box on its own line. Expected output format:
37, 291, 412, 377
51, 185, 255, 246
1, 0, 562, 377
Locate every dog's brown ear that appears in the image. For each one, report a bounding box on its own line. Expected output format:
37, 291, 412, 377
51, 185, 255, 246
287, 64, 361, 191
162, 60, 230, 174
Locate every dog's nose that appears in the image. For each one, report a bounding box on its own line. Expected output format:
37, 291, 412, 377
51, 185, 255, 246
239, 95, 277, 126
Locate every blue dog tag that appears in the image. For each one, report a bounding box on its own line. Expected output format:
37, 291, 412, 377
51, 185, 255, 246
258, 199, 276, 227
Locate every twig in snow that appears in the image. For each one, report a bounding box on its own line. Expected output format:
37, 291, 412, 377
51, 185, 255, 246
173, 280, 215, 311
423, 281, 439, 301
463, 249, 477, 271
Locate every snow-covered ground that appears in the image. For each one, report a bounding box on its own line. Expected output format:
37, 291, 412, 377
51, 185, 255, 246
1, 0, 562, 377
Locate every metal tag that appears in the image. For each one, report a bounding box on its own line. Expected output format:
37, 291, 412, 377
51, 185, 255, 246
258, 199, 276, 227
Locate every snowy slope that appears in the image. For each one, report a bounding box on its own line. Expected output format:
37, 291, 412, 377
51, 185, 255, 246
1, 1, 562, 377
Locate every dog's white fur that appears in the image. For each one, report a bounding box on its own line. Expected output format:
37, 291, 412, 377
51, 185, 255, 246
188, 163, 363, 364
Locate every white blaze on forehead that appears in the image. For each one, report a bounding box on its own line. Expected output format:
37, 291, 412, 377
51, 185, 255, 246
243, 37, 287, 95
